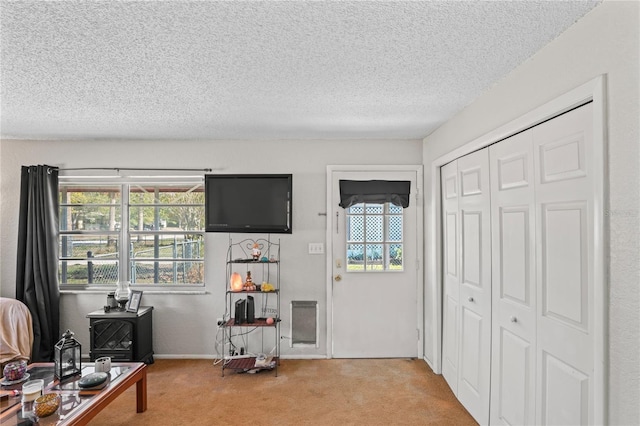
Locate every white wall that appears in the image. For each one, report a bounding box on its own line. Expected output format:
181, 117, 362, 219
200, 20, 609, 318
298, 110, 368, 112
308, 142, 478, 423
0, 138, 422, 359
422, 1, 639, 424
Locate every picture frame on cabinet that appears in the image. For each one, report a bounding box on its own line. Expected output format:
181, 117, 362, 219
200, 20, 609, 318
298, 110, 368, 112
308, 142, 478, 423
126, 290, 143, 313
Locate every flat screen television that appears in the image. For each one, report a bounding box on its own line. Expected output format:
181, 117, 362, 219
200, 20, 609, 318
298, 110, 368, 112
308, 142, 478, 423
205, 174, 292, 233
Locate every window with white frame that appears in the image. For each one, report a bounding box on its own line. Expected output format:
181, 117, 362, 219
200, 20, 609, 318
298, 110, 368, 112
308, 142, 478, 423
59, 180, 205, 287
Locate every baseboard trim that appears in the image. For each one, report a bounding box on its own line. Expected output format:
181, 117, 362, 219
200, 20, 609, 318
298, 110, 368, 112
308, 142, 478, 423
152, 354, 329, 360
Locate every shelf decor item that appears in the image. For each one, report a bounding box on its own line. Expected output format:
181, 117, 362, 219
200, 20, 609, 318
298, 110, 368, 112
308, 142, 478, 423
3, 359, 27, 381
126, 290, 143, 313
230, 272, 243, 292
54, 329, 81, 380
252, 243, 261, 260
114, 281, 132, 310
33, 393, 60, 417
78, 371, 109, 390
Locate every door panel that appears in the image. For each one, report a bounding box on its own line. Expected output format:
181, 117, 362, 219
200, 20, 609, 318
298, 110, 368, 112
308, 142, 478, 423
460, 307, 483, 392
462, 211, 482, 287
490, 130, 536, 425
446, 213, 458, 276
500, 207, 530, 305
443, 295, 459, 375
331, 170, 418, 358
541, 351, 590, 425
541, 203, 589, 330
497, 328, 532, 426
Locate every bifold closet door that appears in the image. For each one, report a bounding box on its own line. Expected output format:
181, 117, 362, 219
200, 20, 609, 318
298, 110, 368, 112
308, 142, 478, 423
488, 102, 596, 425
441, 149, 492, 425
444, 102, 596, 425
441, 160, 460, 394
533, 103, 595, 425
457, 149, 492, 425
489, 131, 537, 425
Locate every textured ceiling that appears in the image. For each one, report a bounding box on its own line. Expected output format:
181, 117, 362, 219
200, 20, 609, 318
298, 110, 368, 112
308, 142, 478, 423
0, 1, 601, 141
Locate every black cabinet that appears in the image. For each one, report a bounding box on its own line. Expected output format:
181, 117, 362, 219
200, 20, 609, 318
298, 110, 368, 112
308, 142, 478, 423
87, 306, 154, 364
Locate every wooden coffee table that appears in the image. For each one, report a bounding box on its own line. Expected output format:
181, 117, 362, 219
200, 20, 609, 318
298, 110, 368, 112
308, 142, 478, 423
0, 362, 147, 425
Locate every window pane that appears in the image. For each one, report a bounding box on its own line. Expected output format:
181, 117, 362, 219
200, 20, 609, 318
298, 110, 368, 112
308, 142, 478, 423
365, 215, 383, 241
388, 215, 403, 241
60, 206, 121, 231
156, 187, 205, 204
129, 234, 204, 260
365, 244, 383, 271
59, 186, 121, 204
59, 186, 121, 232
130, 261, 204, 284
130, 184, 204, 205
59, 235, 119, 258
389, 204, 402, 214
129, 206, 204, 231
365, 203, 383, 214
347, 244, 364, 271
389, 244, 403, 270
59, 260, 119, 285
348, 204, 364, 214
347, 215, 364, 241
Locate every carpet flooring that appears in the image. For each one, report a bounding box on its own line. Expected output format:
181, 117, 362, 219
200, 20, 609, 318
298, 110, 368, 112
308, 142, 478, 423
90, 358, 477, 425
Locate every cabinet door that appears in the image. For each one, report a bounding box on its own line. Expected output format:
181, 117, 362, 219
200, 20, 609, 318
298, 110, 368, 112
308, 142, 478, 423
490, 130, 537, 425
91, 319, 134, 359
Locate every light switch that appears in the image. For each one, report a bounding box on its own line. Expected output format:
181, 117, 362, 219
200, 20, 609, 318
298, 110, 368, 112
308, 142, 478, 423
308, 243, 324, 254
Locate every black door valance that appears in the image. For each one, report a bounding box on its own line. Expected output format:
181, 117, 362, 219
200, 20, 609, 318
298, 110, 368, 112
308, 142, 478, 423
339, 180, 411, 209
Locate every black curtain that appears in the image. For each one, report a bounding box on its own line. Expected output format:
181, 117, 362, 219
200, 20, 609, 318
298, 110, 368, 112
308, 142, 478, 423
16, 165, 60, 362
339, 180, 411, 209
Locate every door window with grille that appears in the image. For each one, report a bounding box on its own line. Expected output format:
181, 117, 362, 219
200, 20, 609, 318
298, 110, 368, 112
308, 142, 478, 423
345, 202, 403, 272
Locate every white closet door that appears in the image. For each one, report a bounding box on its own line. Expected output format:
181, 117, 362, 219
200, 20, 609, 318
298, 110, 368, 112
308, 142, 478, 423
441, 102, 597, 425
456, 149, 492, 425
489, 131, 537, 425
441, 160, 460, 393
533, 103, 594, 425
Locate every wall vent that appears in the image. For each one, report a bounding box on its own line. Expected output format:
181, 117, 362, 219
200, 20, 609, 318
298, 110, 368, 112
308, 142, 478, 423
290, 301, 318, 347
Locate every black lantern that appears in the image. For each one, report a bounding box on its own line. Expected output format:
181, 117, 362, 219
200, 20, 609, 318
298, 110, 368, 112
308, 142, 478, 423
54, 329, 82, 380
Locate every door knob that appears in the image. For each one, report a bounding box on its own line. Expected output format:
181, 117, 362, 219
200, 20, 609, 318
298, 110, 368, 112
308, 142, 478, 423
468, 297, 474, 302
334, 274, 342, 282
510, 316, 518, 323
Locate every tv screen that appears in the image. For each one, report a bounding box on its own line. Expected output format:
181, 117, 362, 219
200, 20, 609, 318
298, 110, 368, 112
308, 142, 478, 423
205, 174, 292, 233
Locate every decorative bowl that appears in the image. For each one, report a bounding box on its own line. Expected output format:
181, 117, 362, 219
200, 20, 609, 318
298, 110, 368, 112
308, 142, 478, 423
3, 360, 27, 381
34, 393, 60, 418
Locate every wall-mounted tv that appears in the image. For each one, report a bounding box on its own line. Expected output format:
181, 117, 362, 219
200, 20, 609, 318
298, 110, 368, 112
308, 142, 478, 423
205, 174, 292, 234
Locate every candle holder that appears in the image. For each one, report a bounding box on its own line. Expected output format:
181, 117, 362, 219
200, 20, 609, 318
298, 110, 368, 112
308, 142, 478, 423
114, 281, 132, 311
54, 330, 81, 380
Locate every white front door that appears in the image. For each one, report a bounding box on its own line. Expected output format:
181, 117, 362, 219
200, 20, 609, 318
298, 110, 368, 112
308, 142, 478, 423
330, 169, 419, 358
